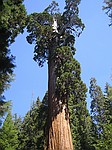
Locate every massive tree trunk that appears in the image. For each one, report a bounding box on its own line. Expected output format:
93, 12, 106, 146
46, 59, 73, 150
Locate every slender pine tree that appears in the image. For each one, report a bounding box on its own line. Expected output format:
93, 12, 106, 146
0, 109, 19, 150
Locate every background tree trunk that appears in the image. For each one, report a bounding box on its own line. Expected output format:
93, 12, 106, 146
46, 60, 73, 150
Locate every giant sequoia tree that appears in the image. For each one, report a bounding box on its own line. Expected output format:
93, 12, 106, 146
26, 0, 86, 149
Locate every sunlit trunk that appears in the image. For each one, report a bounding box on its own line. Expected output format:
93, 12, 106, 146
45, 59, 73, 150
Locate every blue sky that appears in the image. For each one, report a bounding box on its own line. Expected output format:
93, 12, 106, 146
5, 0, 112, 117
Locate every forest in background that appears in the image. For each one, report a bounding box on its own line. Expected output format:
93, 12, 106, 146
0, 0, 112, 150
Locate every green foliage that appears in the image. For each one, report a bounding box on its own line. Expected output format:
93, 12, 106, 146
68, 83, 95, 149
26, 0, 84, 67
89, 78, 112, 149
0, 0, 26, 93
105, 84, 112, 123
0, 0, 26, 69
26, 11, 53, 66
18, 95, 48, 150
55, 46, 82, 101
89, 78, 106, 134
0, 0, 26, 126
0, 0, 26, 43
44, 1, 60, 15
0, 100, 11, 126
0, 109, 19, 150
96, 123, 112, 150
62, 0, 85, 36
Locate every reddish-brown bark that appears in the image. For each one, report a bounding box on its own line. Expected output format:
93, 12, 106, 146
45, 60, 73, 150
